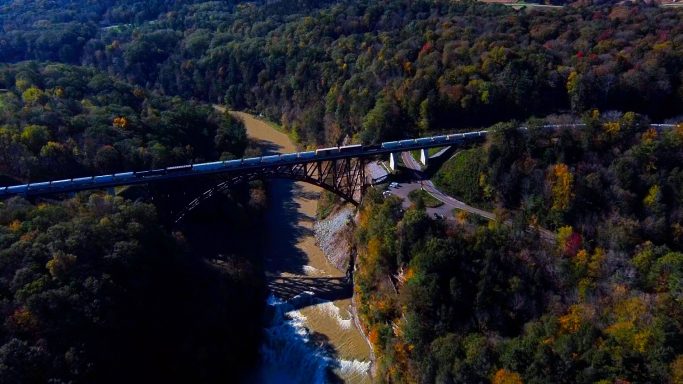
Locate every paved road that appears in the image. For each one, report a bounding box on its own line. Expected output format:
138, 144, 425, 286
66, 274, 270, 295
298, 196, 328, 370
397, 151, 556, 242
400, 151, 494, 219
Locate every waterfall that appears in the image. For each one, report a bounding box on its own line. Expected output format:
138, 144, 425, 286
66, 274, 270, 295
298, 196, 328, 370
251, 293, 371, 384
255, 293, 333, 384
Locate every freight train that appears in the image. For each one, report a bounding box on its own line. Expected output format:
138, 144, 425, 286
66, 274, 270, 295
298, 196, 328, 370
0, 131, 487, 197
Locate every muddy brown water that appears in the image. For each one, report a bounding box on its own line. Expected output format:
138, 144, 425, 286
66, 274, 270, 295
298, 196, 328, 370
228, 111, 371, 383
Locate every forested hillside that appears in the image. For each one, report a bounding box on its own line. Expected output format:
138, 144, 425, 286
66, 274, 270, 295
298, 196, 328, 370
0, 62, 247, 182
2, 0, 683, 383
4, 0, 682, 146
0, 194, 265, 382
0, 59, 265, 381
355, 114, 683, 383
0, 3, 264, 382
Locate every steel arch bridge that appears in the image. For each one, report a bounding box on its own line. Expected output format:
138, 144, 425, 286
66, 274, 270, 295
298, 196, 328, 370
0, 130, 493, 221
2, 124, 676, 222
173, 156, 367, 223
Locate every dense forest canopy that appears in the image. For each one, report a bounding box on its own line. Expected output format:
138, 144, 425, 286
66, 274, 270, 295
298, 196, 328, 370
1, 0, 683, 383
0, 194, 265, 383
356, 114, 683, 383
0, 2, 266, 383
4, 0, 682, 146
0, 62, 247, 182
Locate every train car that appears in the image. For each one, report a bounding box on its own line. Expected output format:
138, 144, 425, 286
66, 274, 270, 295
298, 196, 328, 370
415, 137, 431, 145
298, 151, 315, 159
114, 171, 135, 180
51, 179, 72, 189
362, 144, 382, 151
27, 181, 50, 191
242, 157, 261, 166
315, 147, 339, 157
72, 177, 94, 186
339, 144, 362, 153
135, 169, 166, 178
7, 184, 28, 194
433, 135, 448, 142
94, 175, 115, 183
261, 155, 280, 164
381, 141, 400, 149
280, 153, 298, 162
192, 161, 224, 172
167, 165, 192, 173
398, 139, 414, 147
224, 159, 242, 168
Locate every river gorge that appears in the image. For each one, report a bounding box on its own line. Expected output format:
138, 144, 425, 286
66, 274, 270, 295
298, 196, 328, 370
230, 111, 372, 384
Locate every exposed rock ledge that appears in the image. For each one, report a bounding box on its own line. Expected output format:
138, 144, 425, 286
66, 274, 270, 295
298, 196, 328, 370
313, 205, 355, 271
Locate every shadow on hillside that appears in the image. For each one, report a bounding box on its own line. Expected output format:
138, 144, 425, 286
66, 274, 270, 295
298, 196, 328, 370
268, 276, 351, 303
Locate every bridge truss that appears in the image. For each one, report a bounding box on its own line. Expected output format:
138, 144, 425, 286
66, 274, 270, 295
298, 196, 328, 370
174, 156, 368, 222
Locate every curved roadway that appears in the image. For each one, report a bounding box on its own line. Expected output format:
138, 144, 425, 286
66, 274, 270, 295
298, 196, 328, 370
398, 151, 556, 242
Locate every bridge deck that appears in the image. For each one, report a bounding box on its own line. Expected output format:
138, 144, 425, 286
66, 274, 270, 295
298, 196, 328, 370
0, 132, 488, 198
1, 123, 676, 198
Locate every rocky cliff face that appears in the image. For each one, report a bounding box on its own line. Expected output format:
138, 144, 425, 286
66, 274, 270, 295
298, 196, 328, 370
314, 205, 355, 270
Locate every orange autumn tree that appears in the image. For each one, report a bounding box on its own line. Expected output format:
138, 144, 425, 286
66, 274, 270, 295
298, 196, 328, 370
113, 116, 128, 129
492, 368, 523, 384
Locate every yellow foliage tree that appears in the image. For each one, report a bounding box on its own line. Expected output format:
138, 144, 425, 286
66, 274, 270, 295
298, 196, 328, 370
642, 127, 658, 144
22, 86, 46, 105
11, 307, 38, 332
575, 249, 589, 266
9, 219, 22, 232
366, 237, 382, 266
603, 121, 620, 135
46, 251, 77, 279
671, 355, 683, 384
643, 185, 661, 208
559, 305, 583, 334
548, 163, 574, 212
15, 78, 30, 92
492, 368, 523, 384
560, 304, 596, 333
566, 71, 579, 95
587, 247, 605, 278
613, 296, 646, 323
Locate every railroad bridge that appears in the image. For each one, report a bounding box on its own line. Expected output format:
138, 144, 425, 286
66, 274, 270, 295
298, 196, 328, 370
0, 131, 488, 221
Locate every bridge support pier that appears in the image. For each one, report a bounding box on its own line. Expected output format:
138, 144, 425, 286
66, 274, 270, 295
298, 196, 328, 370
420, 148, 429, 166
389, 152, 398, 171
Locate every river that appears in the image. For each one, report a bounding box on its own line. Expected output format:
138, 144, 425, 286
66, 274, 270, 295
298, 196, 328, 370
229, 111, 372, 384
